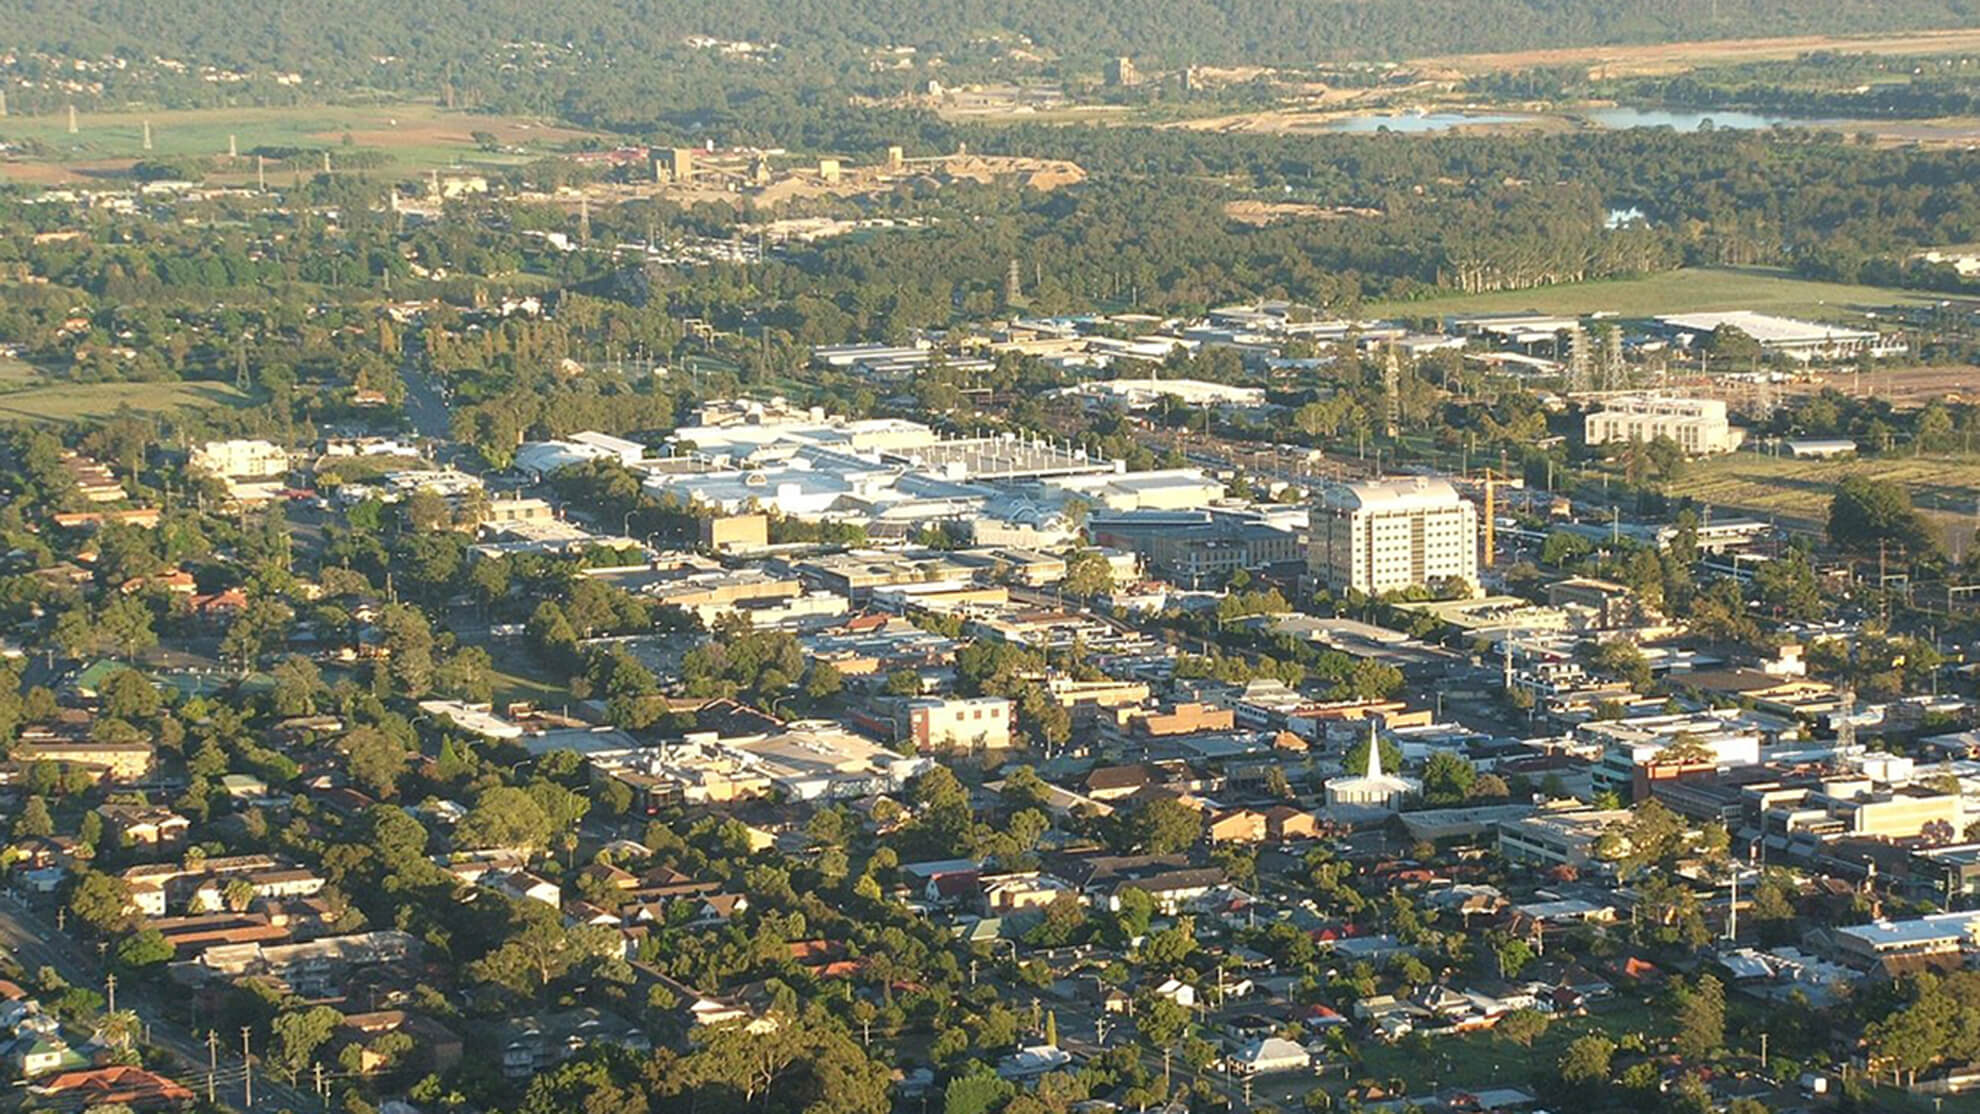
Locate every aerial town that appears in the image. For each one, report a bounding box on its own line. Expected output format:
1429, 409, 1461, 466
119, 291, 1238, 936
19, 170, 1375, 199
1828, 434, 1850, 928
9, 4, 1980, 1114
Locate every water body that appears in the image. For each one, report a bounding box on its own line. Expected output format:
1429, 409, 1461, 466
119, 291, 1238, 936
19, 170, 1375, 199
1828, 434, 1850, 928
1578, 106, 1840, 131
1321, 111, 1538, 133
1319, 106, 1840, 134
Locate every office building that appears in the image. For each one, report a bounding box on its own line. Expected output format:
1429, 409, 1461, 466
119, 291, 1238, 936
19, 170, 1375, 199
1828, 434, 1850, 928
1583, 395, 1741, 455
1308, 477, 1478, 595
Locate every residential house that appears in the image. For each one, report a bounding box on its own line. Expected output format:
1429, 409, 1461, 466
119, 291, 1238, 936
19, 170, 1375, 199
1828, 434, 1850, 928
1264, 806, 1322, 842
31, 1065, 195, 1110
98, 803, 191, 848
495, 1009, 650, 1079
334, 1010, 463, 1074
1206, 809, 1268, 845
1226, 1036, 1311, 1077
10, 1034, 86, 1079
979, 873, 1077, 915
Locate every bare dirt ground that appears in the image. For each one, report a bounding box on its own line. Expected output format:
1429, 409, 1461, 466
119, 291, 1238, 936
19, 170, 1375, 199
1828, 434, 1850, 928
1668, 365, 1980, 411
1222, 200, 1381, 224
1413, 27, 1980, 79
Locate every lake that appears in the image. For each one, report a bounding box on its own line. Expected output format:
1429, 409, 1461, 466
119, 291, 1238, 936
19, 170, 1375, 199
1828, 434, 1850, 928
1321, 111, 1538, 133
1578, 106, 1841, 131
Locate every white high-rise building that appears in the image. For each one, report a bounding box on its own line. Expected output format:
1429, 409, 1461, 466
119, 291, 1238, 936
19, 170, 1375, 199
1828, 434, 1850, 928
1308, 476, 1478, 596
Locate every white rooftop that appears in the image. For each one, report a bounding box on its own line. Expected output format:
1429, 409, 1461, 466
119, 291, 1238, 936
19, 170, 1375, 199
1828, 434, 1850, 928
1657, 310, 1876, 345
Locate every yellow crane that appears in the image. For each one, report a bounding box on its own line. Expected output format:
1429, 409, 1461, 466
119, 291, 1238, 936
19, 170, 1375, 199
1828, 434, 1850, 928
1473, 466, 1518, 569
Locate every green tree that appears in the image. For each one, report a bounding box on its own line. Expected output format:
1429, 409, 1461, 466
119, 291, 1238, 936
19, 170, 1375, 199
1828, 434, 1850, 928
341, 726, 410, 799
1672, 973, 1725, 1062
1421, 751, 1476, 804
68, 871, 135, 934
1558, 1033, 1615, 1088
1828, 475, 1939, 560
1496, 1008, 1548, 1047
1062, 549, 1114, 596
115, 928, 174, 969
14, 795, 53, 837
456, 785, 553, 851
1133, 798, 1203, 854
270, 1005, 343, 1082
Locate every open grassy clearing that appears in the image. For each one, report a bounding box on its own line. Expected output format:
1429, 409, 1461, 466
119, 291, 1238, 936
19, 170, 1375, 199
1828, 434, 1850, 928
1412, 27, 1980, 79
1354, 997, 1664, 1094
1670, 449, 1980, 552
0, 354, 250, 424
1366, 266, 1935, 323
487, 654, 569, 712
0, 101, 602, 184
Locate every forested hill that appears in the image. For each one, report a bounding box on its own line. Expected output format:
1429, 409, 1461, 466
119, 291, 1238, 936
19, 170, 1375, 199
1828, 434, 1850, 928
14, 0, 1980, 74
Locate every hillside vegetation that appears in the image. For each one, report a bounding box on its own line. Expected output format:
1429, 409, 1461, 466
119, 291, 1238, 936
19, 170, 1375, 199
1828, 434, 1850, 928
15, 0, 1980, 73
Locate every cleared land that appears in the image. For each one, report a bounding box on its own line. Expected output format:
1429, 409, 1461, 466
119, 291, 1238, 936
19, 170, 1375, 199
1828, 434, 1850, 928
0, 356, 249, 423
0, 102, 601, 185
1413, 27, 1980, 79
1366, 266, 1935, 323
1671, 450, 1980, 553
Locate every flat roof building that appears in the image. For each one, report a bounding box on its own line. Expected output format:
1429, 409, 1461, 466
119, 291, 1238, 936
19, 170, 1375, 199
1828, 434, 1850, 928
1497, 808, 1632, 869
1309, 477, 1478, 596
1584, 395, 1741, 456
1657, 310, 1889, 362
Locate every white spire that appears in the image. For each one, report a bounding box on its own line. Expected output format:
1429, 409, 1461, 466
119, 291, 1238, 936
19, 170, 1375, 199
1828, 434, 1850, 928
1365, 722, 1383, 779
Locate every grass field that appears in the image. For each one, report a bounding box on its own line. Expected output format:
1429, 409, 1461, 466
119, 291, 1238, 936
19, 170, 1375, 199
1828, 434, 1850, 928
487, 656, 569, 711
1412, 27, 1980, 79
1367, 266, 1935, 323
0, 355, 251, 424
0, 102, 601, 184
1355, 997, 1664, 1095
1671, 449, 1980, 552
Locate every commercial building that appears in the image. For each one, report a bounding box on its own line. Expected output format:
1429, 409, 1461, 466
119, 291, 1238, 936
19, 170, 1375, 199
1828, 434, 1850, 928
595, 723, 935, 807
902, 696, 1014, 753
1911, 844, 1980, 904
1579, 714, 1763, 796
189, 439, 290, 479
1656, 310, 1889, 363
1049, 377, 1266, 413
1834, 910, 1980, 967
1749, 778, 1962, 842
1497, 808, 1633, 869
1308, 477, 1478, 595
700, 514, 769, 551
11, 740, 156, 783
1089, 509, 1303, 581
1583, 395, 1742, 456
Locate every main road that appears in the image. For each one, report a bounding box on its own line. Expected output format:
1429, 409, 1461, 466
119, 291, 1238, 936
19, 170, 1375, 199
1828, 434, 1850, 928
0, 890, 316, 1112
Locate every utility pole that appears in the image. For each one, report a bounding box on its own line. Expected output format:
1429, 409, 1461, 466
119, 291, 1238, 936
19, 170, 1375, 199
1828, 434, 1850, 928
242, 1027, 254, 1109
105, 972, 116, 1014
207, 1030, 219, 1105
1726, 867, 1737, 942
315, 1062, 326, 1104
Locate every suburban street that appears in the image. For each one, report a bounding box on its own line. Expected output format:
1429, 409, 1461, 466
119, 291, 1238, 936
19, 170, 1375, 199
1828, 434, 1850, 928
0, 890, 315, 1112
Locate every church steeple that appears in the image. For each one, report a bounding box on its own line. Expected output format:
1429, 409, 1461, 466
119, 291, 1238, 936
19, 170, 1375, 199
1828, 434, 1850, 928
1365, 722, 1383, 779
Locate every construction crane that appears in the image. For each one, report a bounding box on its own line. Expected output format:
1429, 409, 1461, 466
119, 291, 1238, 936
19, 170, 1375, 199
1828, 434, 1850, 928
1470, 463, 1520, 570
